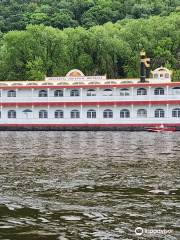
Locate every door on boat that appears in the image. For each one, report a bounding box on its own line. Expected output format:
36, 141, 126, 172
23, 109, 33, 119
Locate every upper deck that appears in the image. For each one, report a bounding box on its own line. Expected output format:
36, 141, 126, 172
0, 67, 173, 88
0, 67, 179, 106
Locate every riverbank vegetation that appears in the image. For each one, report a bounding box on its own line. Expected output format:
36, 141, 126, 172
0, 1, 179, 80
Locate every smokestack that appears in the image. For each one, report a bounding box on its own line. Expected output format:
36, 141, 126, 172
140, 50, 146, 82
140, 50, 150, 82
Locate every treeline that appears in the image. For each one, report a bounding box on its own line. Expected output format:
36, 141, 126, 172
0, 13, 179, 81
0, 0, 179, 32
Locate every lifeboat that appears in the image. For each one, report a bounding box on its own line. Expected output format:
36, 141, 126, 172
146, 124, 176, 132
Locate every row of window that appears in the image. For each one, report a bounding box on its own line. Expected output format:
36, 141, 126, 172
3, 87, 180, 97
2, 108, 180, 119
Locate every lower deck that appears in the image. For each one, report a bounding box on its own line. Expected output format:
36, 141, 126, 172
0, 105, 180, 125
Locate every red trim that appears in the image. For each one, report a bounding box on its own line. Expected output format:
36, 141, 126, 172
0, 123, 180, 127
0, 82, 180, 90
1, 100, 180, 107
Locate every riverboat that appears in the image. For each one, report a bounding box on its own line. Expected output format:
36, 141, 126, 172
0, 52, 179, 130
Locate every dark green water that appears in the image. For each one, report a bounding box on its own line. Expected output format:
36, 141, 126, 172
0, 131, 179, 240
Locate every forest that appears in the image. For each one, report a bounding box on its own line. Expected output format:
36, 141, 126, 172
0, 0, 179, 32
0, 0, 179, 80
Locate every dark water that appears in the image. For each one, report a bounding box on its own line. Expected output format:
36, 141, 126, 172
0, 131, 179, 240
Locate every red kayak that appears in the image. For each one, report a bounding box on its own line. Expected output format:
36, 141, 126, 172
146, 124, 176, 132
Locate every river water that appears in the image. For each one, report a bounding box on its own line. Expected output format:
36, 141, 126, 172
0, 131, 179, 240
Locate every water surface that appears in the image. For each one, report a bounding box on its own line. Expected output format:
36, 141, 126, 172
0, 131, 179, 240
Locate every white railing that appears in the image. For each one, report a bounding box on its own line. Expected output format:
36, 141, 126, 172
0, 117, 179, 125
1, 94, 180, 103
0, 77, 173, 86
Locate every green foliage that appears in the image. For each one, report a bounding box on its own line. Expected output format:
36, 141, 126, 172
26, 57, 45, 80
0, 0, 179, 32
172, 70, 180, 81
0, 24, 68, 80
0, 13, 179, 80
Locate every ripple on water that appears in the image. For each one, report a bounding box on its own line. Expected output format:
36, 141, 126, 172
0, 131, 179, 240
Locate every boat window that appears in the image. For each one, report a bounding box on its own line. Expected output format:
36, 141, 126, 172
57, 82, 69, 85
54, 90, 63, 97
7, 90, 16, 97
87, 109, 96, 118
103, 109, 113, 118
120, 109, 130, 118
137, 109, 147, 118
71, 110, 80, 118
39, 110, 48, 118
0, 83, 8, 86
172, 87, 180, 95
87, 89, 96, 96
154, 87, 164, 95
154, 74, 158, 78
72, 82, 85, 85
8, 110, 16, 118
88, 82, 100, 85
155, 109, 165, 118
137, 88, 147, 95
26, 83, 38, 86
23, 109, 32, 113
104, 81, 117, 84
39, 90, 48, 97
172, 87, 180, 89
103, 89, 113, 96
70, 89, 80, 97
172, 108, 180, 118
120, 88, 130, 96
41, 82, 53, 85
55, 110, 64, 118
121, 81, 133, 83
11, 83, 23, 86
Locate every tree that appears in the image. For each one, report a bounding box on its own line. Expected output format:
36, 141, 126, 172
0, 25, 68, 80
0, 13, 179, 80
